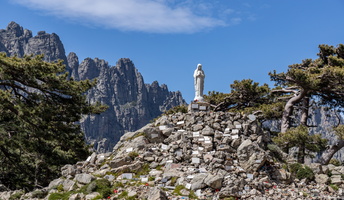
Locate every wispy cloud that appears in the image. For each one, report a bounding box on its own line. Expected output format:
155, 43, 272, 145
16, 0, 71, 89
13, 0, 230, 33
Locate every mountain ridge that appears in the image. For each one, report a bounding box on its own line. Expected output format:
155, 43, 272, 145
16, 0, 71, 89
0, 21, 186, 152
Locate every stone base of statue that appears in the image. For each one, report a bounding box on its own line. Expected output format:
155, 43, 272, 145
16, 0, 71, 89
188, 101, 210, 112
194, 96, 204, 102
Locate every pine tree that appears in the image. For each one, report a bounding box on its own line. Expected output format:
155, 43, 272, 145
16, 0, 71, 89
0, 53, 107, 190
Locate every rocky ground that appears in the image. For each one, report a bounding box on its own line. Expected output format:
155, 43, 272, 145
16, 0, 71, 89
1, 111, 343, 199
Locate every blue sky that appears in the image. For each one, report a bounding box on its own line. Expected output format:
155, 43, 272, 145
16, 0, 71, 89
1, 0, 344, 102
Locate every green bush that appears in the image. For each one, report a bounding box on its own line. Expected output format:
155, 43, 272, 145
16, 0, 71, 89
173, 185, 198, 199
48, 192, 72, 200
135, 163, 150, 177
296, 166, 314, 180
9, 191, 24, 200
128, 151, 139, 159
288, 163, 314, 181
57, 184, 64, 192
330, 184, 339, 191
170, 177, 178, 186
164, 105, 188, 115
118, 190, 128, 199
289, 163, 302, 174
92, 179, 113, 198
329, 158, 341, 166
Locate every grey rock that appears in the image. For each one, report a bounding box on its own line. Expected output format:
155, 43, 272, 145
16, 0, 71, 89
315, 174, 329, 184
204, 174, 223, 189
61, 179, 76, 192
48, 178, 64, 189
330, 175, 342, 185
110, 161, 143, 174
193, 124, 204, 131
191, 173, 208, 190
109, 156, 132, 168
147, 187, 168, 200
69, 193, 85, 200
237, 139, 267, 172
140, 126, 165, 143
202, 126, 215, 136
309, 163, 323, 174
162, 127, 174, 137
85, 192, 100, 200
74, 173, 95, 185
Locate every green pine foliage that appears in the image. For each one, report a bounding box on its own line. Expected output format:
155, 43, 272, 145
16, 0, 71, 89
0, 53, 107, 190
273, 125, 327, 163
204, 79, 284, 121
288, 163, 314, 181
164, 105, 188, 115
333, 125, 344, 140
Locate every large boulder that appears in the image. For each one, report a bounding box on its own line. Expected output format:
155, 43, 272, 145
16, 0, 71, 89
204, 174, 223, 189
191, 173, 208, 190
315, 174, 329, 184
74, 173, 95, 185
237, 139, 267, 172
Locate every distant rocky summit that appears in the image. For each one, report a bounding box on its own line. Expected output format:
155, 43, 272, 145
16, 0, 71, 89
0, 21, 185, 152
2, 111, 343, 199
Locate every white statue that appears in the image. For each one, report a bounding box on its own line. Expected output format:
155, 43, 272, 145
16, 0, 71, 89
193, 64, 205, 102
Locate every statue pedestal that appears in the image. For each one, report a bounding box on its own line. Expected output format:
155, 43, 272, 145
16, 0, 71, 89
188, 101, 210, 112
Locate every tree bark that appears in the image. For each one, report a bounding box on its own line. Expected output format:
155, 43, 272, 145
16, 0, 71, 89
300, 97, 309, 126
297, 145, 305, 163
281, 89, 308, 133
318, 139, 344, 165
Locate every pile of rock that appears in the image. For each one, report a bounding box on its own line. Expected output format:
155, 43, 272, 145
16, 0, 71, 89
1, 111, 344, 200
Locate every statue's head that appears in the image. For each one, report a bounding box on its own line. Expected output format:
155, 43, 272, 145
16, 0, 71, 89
197, 64, 202, 70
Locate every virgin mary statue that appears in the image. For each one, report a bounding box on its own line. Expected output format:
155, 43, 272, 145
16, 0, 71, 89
193, 64, 205, 102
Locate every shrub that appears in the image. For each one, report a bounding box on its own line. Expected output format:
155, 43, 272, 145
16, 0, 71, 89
9, 191, 24, 200
329, 158, 341, 166
92, 179, 112, 198
288, 163, 314, 181
57, 184, 64, 192
330, 184, 339, 191
118, 190, 128, 199
289, 163, 302, 174
296, 166, 314, 180
128, 151, 139, 159
170, 177, 178, 186
164, 105, 188, 115
48, 192, 72, 200
135, 163, 150, 177
173, 185, 198, 199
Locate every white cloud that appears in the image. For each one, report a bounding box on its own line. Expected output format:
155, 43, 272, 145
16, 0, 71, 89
13, 0, 228, 33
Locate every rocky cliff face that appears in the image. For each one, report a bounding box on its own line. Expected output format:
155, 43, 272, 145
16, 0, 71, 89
70, 55, 185, 152
308, 108, 344, 161
0, 21, 69, 70
0, 21, 185, 152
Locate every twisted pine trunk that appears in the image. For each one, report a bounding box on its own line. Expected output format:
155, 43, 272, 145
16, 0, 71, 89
281, 89, 308, 133
318, 139, 344, 165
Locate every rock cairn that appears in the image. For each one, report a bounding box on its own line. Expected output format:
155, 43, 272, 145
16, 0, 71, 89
1, 111, 344, 200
